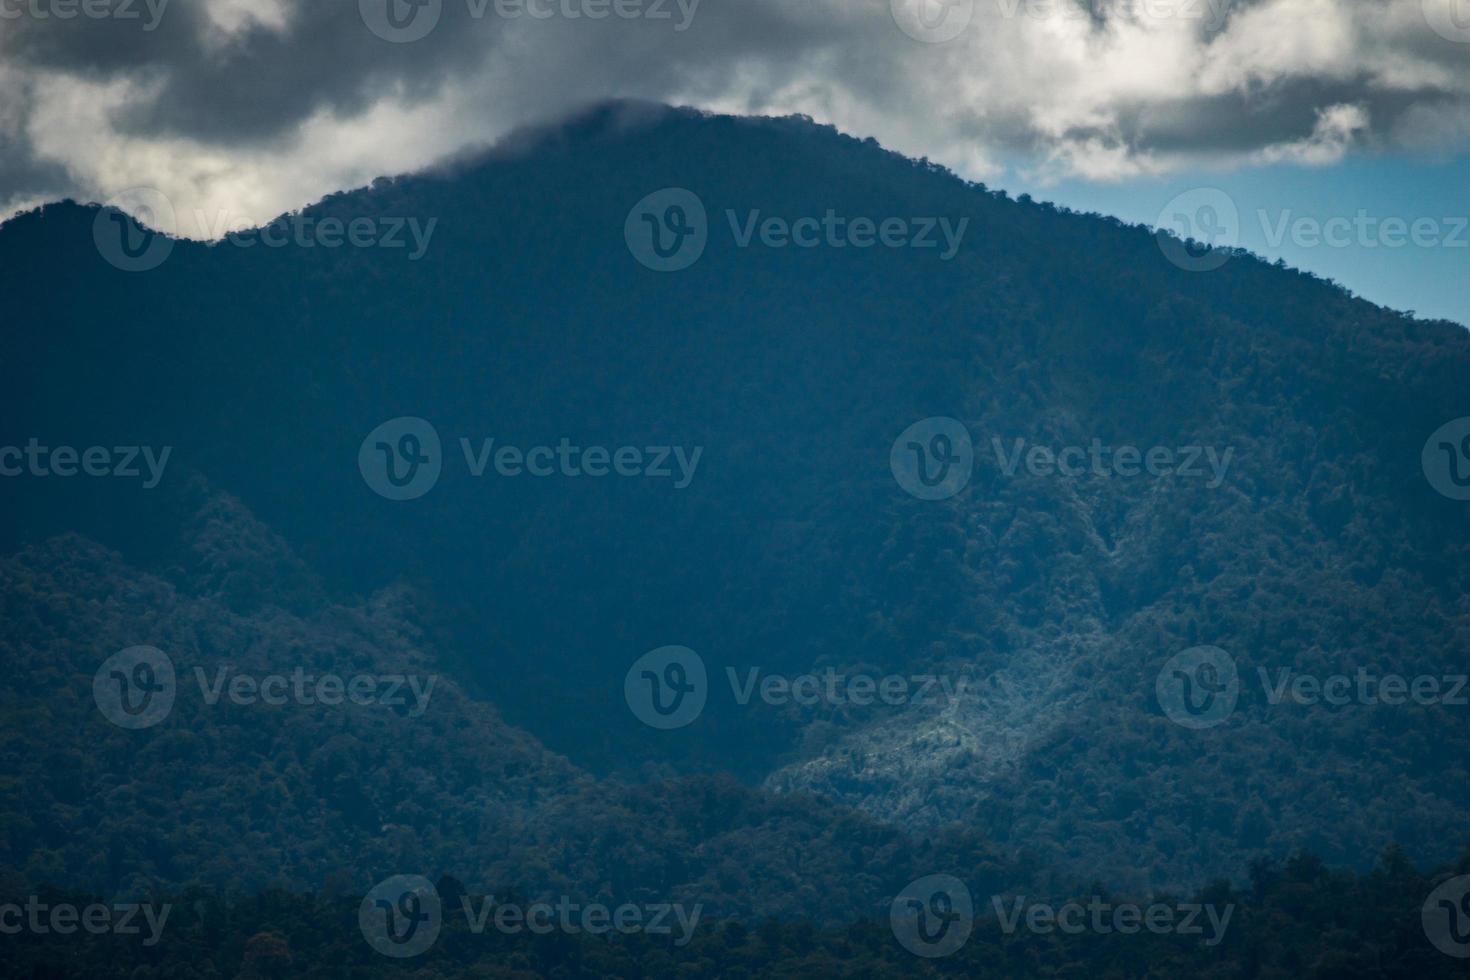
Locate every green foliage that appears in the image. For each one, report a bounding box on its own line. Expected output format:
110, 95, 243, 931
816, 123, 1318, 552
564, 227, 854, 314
4, 846, 1469, 978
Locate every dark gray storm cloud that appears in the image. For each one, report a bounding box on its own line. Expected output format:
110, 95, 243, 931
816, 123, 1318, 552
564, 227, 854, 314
2, 0, 1468, 227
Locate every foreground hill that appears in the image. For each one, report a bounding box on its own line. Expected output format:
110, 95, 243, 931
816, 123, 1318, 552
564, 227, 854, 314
0, 479, 1016, 917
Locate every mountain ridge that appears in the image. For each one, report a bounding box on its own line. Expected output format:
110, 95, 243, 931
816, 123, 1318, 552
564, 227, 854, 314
3, 101, 1470, 897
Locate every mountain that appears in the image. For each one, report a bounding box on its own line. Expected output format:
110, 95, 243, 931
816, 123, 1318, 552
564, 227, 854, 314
3, 102, 1469, 902
0, 478, 1016, 919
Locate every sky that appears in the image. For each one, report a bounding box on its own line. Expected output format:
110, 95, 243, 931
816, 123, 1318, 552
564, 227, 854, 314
1038, 153, 1470, 325
2, 0, 1468, 323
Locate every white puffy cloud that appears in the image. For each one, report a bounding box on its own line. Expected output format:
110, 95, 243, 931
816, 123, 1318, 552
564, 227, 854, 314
1254, 102, 1370, 165
2, 0, 1467, 234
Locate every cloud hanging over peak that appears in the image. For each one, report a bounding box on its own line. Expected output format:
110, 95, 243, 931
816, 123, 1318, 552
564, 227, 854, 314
3, 0, 1470, 233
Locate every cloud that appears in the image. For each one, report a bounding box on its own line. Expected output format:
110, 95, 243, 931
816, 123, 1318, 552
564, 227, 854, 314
2, 0, 1468, 232
1253, 102, 1370, 165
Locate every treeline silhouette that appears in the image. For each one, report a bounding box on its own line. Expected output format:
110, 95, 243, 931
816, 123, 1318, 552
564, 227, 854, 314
7, 846, 1468, 978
